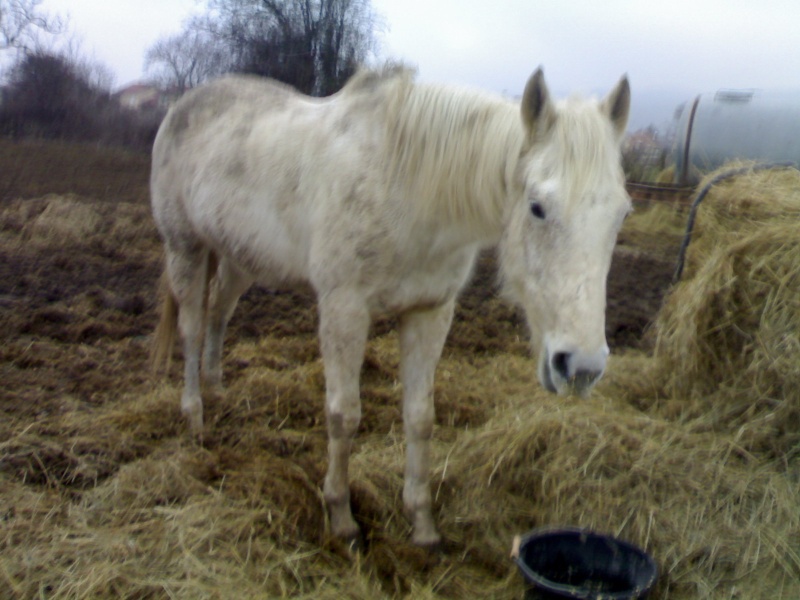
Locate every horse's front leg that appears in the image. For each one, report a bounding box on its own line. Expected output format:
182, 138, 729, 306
399, 300, 455, 546
318, 288, 369, 542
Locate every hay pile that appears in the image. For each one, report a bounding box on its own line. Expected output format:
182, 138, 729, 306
652, 164, 800, 454
441, 369, 800, 599
617, 201, 686, 257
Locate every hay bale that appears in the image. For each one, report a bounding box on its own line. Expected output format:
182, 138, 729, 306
652, 164, 800, 446
22, 194, 102, 244
655, 165, 675, 184
107, 201, 162, 250
680, 163, 800, 280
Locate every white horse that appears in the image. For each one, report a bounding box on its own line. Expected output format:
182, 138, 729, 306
150, 65, 631, 547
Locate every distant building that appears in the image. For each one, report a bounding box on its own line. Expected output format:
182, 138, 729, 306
114, 83, 180, 112
622, 126, 670, 182
623, 127, 664, 166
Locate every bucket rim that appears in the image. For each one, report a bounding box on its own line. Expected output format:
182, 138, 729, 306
514, 526, 658, 600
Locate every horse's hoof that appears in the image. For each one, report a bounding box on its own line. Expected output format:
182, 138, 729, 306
411, 531, 443, 551
344, 531, 366, 554
418, 539, 444, 554
184, 414, 204, 442
190, 422, 204, 438
202, 379, 225, 397
181, 402, 204, 435
328, 531, 365, 557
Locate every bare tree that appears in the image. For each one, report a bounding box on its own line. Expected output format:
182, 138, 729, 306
145, 26, 229, 93
0, 47, 159, 149
0, 0, 64, 51
206, 0, 379, 96
60, 36, 116, 91
0, 49, 100, 138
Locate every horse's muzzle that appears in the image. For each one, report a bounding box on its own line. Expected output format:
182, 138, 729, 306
540, 347, 607, 395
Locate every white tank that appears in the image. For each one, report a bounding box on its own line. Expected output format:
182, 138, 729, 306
673, 89, 800, 184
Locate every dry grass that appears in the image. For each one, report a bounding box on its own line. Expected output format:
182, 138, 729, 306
625, 201, 687, 238
679, 164, 800, 280
0, 138, 150, 203
615, 201, 687, 275
446, 371, 800, 599
655, 166, 676, 185
654, 164, 800, 434
2, 161, 800, 598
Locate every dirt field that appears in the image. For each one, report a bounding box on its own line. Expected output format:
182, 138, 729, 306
0, 140, 672, 438
2, 139, 796, 598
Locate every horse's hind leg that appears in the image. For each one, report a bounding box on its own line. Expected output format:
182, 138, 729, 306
318, 288, 369, 542
399, 300, 455, 546
164, 242, 211, 435
202, 258, 252, 390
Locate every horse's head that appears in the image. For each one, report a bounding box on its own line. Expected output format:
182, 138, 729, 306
501, 69, 631, 396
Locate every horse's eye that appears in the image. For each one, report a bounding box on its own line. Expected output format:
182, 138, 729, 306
530, 202, 546, 220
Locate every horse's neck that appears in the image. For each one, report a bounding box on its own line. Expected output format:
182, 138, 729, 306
390, 88, 523, 241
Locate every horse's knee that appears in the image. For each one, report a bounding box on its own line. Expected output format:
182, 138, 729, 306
327, 408, 361, 439
201, 333, 224, 389
404, 402, 434, 440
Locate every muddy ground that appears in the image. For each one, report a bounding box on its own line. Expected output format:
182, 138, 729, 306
0, 139, 677, 430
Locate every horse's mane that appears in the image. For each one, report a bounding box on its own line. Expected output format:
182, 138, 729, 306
342, 62, 415, 93
346, 67, 522, 232
343, 66, 623, 231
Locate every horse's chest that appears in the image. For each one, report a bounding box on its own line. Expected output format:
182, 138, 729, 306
365, 242, 480, 314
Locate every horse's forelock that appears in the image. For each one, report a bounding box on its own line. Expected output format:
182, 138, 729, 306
541, 97, 626, 206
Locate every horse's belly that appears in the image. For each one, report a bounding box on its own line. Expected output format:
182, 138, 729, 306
197, 200, 311, 285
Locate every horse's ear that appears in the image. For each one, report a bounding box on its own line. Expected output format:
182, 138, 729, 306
521, 68, 556, 139
602, 75, 630, 140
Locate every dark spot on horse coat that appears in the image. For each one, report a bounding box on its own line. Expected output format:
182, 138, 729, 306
355, 245, 378, 261
327, 413, 346, 438
226, 158, 247, 179
335, 116, 354, 134
232, 123, 251, 142
169, 105, 191, 138
342, 176, 371, 210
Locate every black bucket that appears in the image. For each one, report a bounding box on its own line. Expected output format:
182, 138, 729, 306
515, 527, 658, 599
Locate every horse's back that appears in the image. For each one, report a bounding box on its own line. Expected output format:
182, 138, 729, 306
149, 67, 481, 307
150, 75, 322, 284
159, 75, 296, 140
151, 75, 301, 192
150, 73, 397, 288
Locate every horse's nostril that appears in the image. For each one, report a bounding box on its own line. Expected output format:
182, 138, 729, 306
548, 349, 606, 392
552, 351, 571, 380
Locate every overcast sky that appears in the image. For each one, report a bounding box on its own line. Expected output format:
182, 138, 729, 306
37, 0, 800, 130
